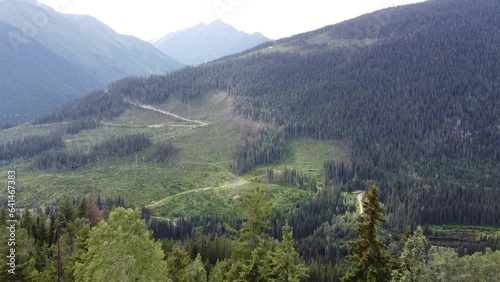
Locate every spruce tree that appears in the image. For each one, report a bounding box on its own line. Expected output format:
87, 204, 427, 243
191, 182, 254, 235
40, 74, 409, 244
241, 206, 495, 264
272, 224, 309, 281
342, 184, 392, 282
391, 226, 429, 282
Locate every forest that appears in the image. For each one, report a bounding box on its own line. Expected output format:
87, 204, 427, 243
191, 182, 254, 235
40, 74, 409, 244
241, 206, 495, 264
1, 186, 499, 281
0, 0, 499, 280
28, 0, 499, 230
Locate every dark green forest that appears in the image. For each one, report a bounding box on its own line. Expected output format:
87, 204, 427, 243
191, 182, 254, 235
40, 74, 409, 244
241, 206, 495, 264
32, 0, 499, 227
1, 0, 499, 280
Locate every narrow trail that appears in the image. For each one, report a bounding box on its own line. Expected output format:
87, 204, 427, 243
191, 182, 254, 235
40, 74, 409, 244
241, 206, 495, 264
353, 191, 365, 214
146, 178, 247, 208
126, 100, 209, 127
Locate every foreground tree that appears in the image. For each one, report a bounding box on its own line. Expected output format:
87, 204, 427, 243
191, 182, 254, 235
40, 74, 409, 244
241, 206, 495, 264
272, 224, 309, 281
342, 184, 392, 282
74, 208, 169, 282
227, 187, 308, 281
391, 226, 429, 282
227, 187, 275, 281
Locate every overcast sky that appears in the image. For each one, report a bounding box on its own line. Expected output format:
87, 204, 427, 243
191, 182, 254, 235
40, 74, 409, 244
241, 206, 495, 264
39, 0, 426, 41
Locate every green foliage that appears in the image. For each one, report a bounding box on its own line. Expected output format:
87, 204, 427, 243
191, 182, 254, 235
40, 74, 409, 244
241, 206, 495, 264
74, 208, 169, 282
166, 246, 191, 282
0, 225, 39, 281
0, 132, 63, 160
424, 248, 500, 282
34, 90, 130, 124
184, 254, 207, 282
272, 225, 309, 281
265, 167, 317, 191
342, 185, 392, 282
34, 133, 152, 171
208, 260, 228, 282
226, 188, 308, 281
231, 127, 286, 174
391, 226, 429, 282
150, 142, 179, 163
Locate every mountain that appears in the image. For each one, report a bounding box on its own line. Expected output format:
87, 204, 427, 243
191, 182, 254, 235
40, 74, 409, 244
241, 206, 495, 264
153, 20, 269, 65
1, 0, 500, 243
0, 0, 182, 125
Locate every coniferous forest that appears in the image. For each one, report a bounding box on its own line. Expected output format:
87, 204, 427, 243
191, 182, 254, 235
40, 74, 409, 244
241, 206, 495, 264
1, 0, 500, 281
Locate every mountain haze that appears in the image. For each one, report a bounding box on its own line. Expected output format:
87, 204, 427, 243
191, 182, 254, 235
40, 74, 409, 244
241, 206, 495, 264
153, 20, 269, 65
0, 0, 182, 125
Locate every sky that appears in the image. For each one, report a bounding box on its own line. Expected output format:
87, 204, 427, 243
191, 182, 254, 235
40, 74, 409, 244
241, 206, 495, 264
38, 0, 426, 41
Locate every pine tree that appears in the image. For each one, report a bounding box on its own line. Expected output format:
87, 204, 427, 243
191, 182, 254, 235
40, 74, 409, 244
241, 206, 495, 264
227, 187, 275, 281
272, 224, 308, 281
391, 226, 429, 282
166, 245, 191, 282
342, 184, 393, 282
184, 253, 207, 282
208, 260, 228, 282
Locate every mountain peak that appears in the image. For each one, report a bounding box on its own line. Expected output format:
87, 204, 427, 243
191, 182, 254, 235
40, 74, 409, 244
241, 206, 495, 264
154, 21, 269, 65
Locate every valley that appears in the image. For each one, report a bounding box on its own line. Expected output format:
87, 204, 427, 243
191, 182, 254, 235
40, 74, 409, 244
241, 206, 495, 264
0, 0, 499, 281
0, 91, 347, 218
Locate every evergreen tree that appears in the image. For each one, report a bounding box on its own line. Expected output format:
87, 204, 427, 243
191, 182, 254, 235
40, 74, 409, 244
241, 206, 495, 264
391, 226, 429, 282
342, 184, 392, 282
166, 246, 191, 282
184, 253, 207, 282
227, 187, 275, 281
209, 260, 228, 282
74, 208, 169, 282
272, 224, 308, 281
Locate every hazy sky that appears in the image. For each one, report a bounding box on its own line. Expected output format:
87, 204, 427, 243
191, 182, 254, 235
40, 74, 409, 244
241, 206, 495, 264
39, 0, 426, 41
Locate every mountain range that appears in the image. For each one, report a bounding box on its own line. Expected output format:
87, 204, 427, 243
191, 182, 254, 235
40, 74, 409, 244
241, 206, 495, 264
0, 0, 182, 125
153, 20, 269, 65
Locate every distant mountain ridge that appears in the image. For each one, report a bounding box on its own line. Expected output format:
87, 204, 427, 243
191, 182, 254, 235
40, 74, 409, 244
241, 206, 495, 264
154, 20, 269, 65
0, 0, 182, 125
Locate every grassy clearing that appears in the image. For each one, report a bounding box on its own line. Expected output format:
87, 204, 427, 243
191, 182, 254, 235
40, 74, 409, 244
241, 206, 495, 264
151, 182, 313, 218
0, 92, 349, 218
0, 92, 243, 208
306, 34, 379, 49
431, 225, 500, 239
245, 138, 349, 181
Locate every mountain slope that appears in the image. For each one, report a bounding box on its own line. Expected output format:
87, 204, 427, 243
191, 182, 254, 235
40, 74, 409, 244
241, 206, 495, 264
0, 0, 182, 125
154, 20, 269, 65
2, 0, 500, 228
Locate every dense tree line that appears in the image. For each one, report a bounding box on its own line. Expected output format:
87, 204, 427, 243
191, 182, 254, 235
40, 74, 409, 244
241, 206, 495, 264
0, 132, 63, 160
34, 134, 152, 171
34, 90, 129, 124
324, 159, 500, 229
265, 168, 318, 191
150, 142, 179, 163
1, 184, 497, 281
0, 189, 308, 281
230, 127, 286, 174
61, 119, 100, 135
0, 123, 16, 130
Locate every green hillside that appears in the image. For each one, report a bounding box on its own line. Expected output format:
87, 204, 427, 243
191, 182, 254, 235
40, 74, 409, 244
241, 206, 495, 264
0, 0, 182, 126
0, 0, 499, 280
1, 0, 499, 225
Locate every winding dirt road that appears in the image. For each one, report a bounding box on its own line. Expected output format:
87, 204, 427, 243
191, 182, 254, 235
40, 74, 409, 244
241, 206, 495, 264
353, 191, 365, 214
126, 100, 208, 127
146, 178, 247, 208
